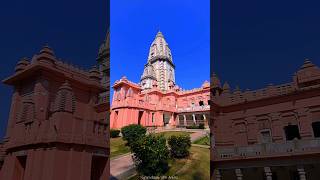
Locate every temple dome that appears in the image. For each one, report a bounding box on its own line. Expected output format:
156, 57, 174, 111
222, 82, 230, 93
37, 45, 56, 65
15, 57, 30, 72
211, 73, 221, 88
202, 80, 210, 88
147, 31, 173, 63
141, 63, 156, 80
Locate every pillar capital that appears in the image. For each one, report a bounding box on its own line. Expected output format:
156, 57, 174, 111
235, 168, 243, 180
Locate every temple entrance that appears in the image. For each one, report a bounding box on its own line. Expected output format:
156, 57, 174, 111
90, 155, 108, 180
138, 111, 143, 125
163, 113, 170, 127
13, 155, 27, 180
284, 125, 301, 140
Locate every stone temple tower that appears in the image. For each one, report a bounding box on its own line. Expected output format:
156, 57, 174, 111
97, 31, 109, 88
141, 31, 175, 91
97, 31, 110, 106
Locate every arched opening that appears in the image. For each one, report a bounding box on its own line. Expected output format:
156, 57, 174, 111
199, 101, 204, 106
312, 121, 320, 137
138, 111, 143, 125
284, 125, 301, 140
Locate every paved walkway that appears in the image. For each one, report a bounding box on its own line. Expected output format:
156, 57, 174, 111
110, 153, 135, 180
110, 129, 208, 179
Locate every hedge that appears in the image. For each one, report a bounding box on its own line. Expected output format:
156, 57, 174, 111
121, 124, 146, 146
168, 134, 191, 158
131, 134, 169, 176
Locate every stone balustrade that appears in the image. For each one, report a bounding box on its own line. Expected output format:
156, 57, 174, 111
177, 105, 210, 112
214, 138, 320, 160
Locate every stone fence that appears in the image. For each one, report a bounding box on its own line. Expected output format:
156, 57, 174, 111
214, 138, 320, 160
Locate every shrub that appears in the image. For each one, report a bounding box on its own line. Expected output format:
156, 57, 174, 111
121, 124, 146, 146
186, 125, 198, 129
110, 129, 120, 138
131, 134, 169, 176
186, 124, 205, 129
168, 134, 191, 158
198, 123, 205, 129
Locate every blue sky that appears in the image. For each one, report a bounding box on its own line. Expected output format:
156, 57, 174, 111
0, 0, 107, 138
213, 0, 320, 90
110, 0, 210, 94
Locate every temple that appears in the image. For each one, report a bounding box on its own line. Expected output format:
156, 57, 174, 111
110, 31, 210, 129
211, 60, 320, 180
0, 34, 109, 180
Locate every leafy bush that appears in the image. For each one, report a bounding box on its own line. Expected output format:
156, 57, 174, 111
168, 135, 191, 158
198, 123, 205, 129
121, 124, 146, 146
110, 129, 120, 138
131, 134, 169, 176
186, 123, 205, 129
186, 125, 198, 129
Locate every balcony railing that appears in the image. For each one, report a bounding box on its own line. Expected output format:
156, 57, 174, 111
213, 138, 320, 160
177, 105, 210, 112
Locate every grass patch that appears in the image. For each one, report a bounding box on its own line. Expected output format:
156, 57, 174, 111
129, 146, 210, 180
156, 131, 193, 139
110, 137, 130, 158
174, 146, 210, 180
193, 136, 210, 146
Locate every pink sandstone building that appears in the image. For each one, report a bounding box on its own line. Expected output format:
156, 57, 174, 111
0, 34, 109, 180
110, 31, 210, 129
211, 60, 320, 180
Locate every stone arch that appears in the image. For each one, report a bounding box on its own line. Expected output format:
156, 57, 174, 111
127, 88, 133, 97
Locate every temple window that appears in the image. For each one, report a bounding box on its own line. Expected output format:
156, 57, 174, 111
284, 125, 301, 140
312, 121, 320, 138
260, 129, 272, 143
199, 101, 204, 106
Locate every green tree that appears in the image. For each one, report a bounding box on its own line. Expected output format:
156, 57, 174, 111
131, 134, 170, 176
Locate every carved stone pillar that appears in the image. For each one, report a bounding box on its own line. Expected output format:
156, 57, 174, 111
183, 115, 187, 126
270, 112, 283, 142
192, 114, 196, 124
235, 168, 243, 180
264, 167, 272, 180
295, 108, 312, 139
297, 166, 306, 180
213, 169, 221, 180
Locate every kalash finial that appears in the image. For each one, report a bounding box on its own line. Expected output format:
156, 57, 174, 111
156, 27, 163, 37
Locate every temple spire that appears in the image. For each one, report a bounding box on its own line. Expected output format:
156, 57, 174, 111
141, 31, 176, 91
147, 31, 173, 63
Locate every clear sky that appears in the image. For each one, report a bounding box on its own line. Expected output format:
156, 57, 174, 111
0, 0, 107, 138
213, 0, 320, 90
110, 0, 210, 95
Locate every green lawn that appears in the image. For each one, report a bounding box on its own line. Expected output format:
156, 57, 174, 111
129, 146, 210, 180
110, 137, 130, 158
156, 131, 193, 139
166, 147, 210, 179
193, 135, 210, 146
